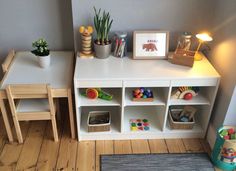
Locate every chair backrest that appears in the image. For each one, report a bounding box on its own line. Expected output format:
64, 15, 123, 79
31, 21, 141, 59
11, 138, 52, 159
2, 49, 15, 73
6, 84, 55, 115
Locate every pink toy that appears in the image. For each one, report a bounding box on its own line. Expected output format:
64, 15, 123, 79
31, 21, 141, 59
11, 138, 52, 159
224, 135, 230, 140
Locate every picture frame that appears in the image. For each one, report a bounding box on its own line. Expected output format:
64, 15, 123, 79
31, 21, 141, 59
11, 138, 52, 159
133, 30, 169, 59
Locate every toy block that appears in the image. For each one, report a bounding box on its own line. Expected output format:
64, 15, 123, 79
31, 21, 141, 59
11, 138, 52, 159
230, 133, 236, 140
131, 127, 138, 131
221, 129, 228, 137
228, 128, 235, 134
224, 135, 230, 140
130, 119, 150, 131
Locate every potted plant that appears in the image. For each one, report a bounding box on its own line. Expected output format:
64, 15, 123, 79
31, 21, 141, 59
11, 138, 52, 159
31, 38, 50, 68
93, 7, 113, 59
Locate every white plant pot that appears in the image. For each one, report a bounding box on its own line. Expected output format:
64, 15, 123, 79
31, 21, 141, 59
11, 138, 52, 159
37, 55, 50, 68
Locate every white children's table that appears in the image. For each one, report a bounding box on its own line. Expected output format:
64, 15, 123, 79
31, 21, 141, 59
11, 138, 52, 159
0, 51, 76, 142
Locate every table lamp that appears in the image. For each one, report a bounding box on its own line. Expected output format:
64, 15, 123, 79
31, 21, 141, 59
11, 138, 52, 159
195, 33, 213, 61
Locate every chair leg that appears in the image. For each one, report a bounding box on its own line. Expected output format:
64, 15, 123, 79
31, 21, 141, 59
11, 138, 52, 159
55, 99, 61, 121
51, 115, 58, 142
12, 117, 23, 143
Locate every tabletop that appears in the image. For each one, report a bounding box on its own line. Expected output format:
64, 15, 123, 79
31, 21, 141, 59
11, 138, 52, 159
74, 53, 220, 81
1, 51, 74, 89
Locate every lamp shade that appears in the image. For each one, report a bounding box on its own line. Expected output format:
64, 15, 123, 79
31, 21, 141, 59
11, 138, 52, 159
196, 33, 213, 42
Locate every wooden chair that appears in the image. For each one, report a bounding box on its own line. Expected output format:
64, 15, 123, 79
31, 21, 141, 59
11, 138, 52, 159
2, 49, 15, 73
0, 50, 15, 142
6, 84, 58, 143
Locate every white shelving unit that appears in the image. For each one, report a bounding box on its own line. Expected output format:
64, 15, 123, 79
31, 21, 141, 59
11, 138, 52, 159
74, 54, 220, 141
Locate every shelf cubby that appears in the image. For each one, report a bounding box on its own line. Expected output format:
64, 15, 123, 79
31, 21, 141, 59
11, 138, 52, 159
77, 88, 122, 107
170, 86, 214, 106
123, 106, 165, 133
164, 105, 210, 138
79, 106, 121, 140
124, 87, 168, 106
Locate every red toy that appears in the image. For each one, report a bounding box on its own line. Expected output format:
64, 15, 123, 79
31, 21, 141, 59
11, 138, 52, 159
86, 88, 98, 99
228, 128, 235, 134
132, 87, 154, 101
184, 93, 193, 100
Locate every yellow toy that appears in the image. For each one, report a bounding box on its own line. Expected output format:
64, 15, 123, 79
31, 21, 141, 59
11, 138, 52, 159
79, 25, 94, 58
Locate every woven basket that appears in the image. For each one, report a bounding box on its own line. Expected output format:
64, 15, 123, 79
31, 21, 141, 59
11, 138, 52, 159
87, 111, 111, 132
168, 109, 195, 130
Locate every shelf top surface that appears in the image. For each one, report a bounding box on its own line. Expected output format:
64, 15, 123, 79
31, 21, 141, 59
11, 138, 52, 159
74, 53, 220, 81
1, 51, 74, 89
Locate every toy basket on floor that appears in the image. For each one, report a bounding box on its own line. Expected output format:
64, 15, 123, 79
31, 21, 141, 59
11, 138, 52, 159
211, 126, 236, 171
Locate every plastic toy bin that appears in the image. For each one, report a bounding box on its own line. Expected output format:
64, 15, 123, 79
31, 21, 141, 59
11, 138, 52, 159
211, 126, 236, 171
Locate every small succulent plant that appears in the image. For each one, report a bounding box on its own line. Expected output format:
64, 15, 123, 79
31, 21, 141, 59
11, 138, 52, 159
31, 38, 50, 56
93, 7, 113, 45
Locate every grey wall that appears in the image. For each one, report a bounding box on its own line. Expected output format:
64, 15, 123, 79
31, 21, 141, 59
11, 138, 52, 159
208, 0, 236, 129
0, 0, 74, 75
72, 0, 215, 52
224, 86, 236, 126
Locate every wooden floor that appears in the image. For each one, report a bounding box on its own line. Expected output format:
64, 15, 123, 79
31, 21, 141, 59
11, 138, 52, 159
0, 104, 214, 171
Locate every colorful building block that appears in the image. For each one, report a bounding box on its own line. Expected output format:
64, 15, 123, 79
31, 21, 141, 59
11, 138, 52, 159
228, 128, 235, 135
130, 119, 150, 131
221, 129, 229, 137
224, 135, 230, 140
230, 133, 236, 140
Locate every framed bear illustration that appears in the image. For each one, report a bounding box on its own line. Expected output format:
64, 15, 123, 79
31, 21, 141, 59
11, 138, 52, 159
133, 30, 169, 59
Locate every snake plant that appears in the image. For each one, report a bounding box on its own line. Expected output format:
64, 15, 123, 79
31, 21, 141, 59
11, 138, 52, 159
93, 7, 113, 45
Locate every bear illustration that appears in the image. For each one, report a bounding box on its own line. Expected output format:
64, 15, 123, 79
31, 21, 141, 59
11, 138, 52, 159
142, 43, 157, 52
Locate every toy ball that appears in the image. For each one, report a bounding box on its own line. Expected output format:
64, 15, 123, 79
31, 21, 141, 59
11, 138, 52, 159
133, 87, 153, 99
184, 93, 193, 100
140, 87, 145, 91
134, 89, 140, 95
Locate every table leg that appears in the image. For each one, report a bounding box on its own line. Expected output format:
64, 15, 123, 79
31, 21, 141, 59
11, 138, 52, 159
67, 89, 76, 139
0, 99, 13, 142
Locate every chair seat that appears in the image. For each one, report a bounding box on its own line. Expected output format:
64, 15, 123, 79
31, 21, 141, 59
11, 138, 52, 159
17, 99, 50, 113
7, 84, 59, 143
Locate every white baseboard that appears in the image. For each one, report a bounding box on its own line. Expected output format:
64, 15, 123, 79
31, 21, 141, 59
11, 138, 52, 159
206, 123, 217, 149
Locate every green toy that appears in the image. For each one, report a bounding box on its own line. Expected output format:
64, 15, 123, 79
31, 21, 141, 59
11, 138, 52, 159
81, 88, 113, 101
220, 129, 228, 137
